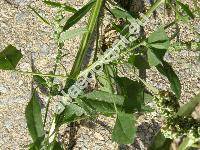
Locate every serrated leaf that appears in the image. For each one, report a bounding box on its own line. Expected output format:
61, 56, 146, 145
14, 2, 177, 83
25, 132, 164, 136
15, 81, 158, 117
148, 131, 172, 150
112, 112, 136, 144
147, 27, 170, 49
59, 28, 88, 42
33, 75, 48, 88
0, 45, 22, 70
177, 1, 195, 19
63, 0, 95, 31
177, 92, 200, 116
43, 0, 77, 13
116, 77, 145, 113
25, 90, 44, 142
156, 61, 181, 99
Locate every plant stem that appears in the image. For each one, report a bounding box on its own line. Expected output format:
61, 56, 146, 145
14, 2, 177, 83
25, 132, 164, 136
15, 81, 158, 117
69, 0, 104, 77
145, 0, 165, 19
15, 70, 68, 78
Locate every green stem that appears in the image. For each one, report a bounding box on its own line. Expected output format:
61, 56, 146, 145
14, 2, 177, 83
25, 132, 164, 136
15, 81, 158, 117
69, 0, 104, 77
15, 70, 68, 78
145, 0, 165, 19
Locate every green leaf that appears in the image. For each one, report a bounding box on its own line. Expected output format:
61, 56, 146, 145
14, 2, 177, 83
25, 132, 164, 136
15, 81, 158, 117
59, 28, 88, 42
148, 131, 172, 150
147, 27, 170, 49
97, 65, 116, 93
56, 103, 86, 126
0, 45, 22, 70
63, 0, 96, 31
116, 77, 145, 113
128, 54, 150, 69
43, 0, 77, 13
29, 135, 45, 150
177, 1, 195, 19
80, 90, 124, 114
110, 6, 134, 22
50, 141, 64, 150
177, 92, 200, 116
178, 136, 197, 150
33, 75, 48, 88
147, 48, 161, 66
112, 112, 136, 144
156, 61, 181, 99
28, 6, 50, 25
81, 90, 124, 105
25, 90, 44, 142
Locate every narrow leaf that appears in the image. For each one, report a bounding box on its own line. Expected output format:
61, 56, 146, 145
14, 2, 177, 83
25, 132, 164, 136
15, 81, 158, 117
59, 28, 88, 42
177, 1, 195, 19
28, 6, 50, 25
112, 112, 136, 144
177, 92, 200, 116
156, 61, 181, 99
43, 0, 77, 13
0, 45, 22, 70
63, 0, 96, 31
25, 90, 44, 142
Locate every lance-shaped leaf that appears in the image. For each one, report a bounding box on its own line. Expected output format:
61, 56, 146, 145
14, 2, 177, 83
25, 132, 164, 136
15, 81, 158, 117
112, 112, 136, 144
0, 45, 22, 70
177, 1, 195, 19
28, 6, 50, 25
80, 90, 124, 114
177, 92, 200, 116
25, 90, 44, 142
63, 0, 96, 31
156, 61, 181, 99
43, 0, 77, 13
147, 27, 170, 49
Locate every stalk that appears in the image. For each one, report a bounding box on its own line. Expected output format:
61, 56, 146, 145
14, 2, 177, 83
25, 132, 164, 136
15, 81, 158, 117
69, 0, 104, 78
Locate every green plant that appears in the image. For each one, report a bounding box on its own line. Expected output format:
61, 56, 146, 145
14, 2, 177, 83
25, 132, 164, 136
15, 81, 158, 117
0, 0, 199, 149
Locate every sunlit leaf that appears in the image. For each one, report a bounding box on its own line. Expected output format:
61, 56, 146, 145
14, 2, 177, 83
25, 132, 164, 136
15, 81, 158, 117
147, 27, 170, 49
59, 28, 88, 42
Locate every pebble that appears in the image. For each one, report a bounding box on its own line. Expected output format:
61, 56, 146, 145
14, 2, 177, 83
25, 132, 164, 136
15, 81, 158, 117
0, 85, 7, 94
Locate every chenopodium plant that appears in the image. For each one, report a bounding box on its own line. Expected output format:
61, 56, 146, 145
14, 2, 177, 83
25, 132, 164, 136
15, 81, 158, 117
0, 0, 199, 149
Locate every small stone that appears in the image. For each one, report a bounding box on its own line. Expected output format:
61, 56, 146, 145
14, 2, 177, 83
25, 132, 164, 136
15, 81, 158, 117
0, 85, 7, 94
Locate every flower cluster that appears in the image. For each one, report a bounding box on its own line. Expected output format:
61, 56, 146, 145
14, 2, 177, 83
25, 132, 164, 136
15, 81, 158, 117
154, 91, 200, 139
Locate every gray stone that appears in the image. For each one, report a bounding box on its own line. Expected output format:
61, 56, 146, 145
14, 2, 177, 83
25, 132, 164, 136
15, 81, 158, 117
0, 85, 7, 93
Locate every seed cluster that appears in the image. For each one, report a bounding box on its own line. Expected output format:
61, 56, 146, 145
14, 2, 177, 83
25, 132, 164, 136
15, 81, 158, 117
154, 91, 200, 139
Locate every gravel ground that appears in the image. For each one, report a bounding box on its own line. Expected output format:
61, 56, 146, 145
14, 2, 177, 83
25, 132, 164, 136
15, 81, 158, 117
0, 0, 199, 149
